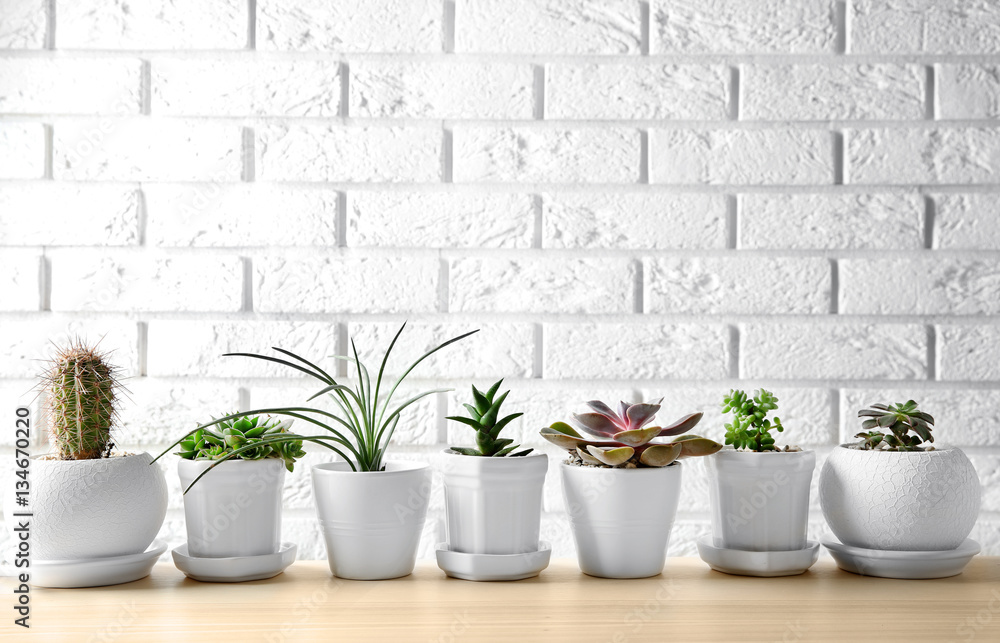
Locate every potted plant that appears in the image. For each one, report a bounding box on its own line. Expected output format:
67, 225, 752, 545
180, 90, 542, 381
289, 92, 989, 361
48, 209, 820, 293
2, 340, 168, 587
698, 389, 818, 577
540, 399, 722, 579
436, 379, 549, 581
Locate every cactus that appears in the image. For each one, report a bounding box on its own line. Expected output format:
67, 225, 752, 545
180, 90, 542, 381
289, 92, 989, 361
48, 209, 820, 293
856, 400, 934, 451
42, 339, 124, 460
721, 389, 785, 452
541, 399, 722, 467
447, 379, 532, 457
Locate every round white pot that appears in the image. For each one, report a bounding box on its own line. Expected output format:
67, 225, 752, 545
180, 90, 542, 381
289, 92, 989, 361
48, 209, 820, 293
561, 461, 682, 579
311, 460, 431, 580
819, 445, 981, 551
178, 458, 285, 558
440, 451, 548, 555
3, 453, 167, 560
706, 449, 815, 552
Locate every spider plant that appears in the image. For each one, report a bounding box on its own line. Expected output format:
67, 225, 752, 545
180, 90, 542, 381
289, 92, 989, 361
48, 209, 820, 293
154, 323, 478, 492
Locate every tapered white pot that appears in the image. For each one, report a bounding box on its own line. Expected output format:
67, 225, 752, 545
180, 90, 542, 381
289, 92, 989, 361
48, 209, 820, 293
3, 453, 167, 560
441, 451, 547, 555
819, 445, 981, 550
312, 461, 431, 580
561, 462, 682, 579
707, 449, 815, 551
178, 459, 285, 558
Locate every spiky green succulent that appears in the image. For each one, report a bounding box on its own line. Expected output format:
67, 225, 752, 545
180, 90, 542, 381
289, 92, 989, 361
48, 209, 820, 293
541, 399, 722, 468
721, 389, 785, 452
855, 400, 934, 451
176, 414, 306, 472
447, 379, 532, 457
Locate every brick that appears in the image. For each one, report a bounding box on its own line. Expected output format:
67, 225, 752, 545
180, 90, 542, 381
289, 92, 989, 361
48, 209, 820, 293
450, 257, 634, 314
49, 252, 242, 312
970, 454, 1000, 513
453, 127, 639, 183
653, 0, 837, 54
742, 64, 924, 120
742, 323, 927, 380
935, 194, 1000, 250
144, 185, 338, 247
841, 258, 1000, 315
645, 257, 831, 315
456, 0, 640, 54
546, 64, 729, 120
258, 0, 441, 52
152, 59, 340, 117
146, 321, 338, 378
351, 61, 532, 119
256, 125, 441, 182
57, 0, 246, 49
0, 381, 43, 447
544, 323, 731, 379
0, 58, 141, 114
254, 255, 438, 314
849, 128, 1000, 185
0, 248, 39, 310
650, 129, 833, 185
0, 0, 45, 47
0, 123, 44, 178
0, 183, 140, 245
938, 64, 1000, 119
740, 193, 924, 249
938, 326, 1000, 382
543, 193, 726, 249
53, 120, 242, 182
347, 192, 533, 248
852, 0, 1000, 54
117, 379, 240, 446
0, 319, 139, 378
970, 518, 1000, 557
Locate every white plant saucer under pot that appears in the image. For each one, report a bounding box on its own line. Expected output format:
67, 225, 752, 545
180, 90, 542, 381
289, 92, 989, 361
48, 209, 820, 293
172, 542, 297, 583
436, 540, 552, 581
697, 537, 820, 577
29, 539, 167, 588
822, 538, 980, 580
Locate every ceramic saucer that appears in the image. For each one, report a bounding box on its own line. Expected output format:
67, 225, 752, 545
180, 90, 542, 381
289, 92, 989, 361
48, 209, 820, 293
30, 539, 167, 588
697, 537, 820, 577
436, 541, 551, 581
172, 542, 297, 583
822, 538, 980, 579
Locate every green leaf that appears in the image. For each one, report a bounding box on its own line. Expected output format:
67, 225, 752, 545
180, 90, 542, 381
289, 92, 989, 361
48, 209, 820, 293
450, 447, 482, 456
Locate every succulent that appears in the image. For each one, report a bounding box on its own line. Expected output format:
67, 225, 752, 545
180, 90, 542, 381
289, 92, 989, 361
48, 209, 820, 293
855, 400, 934, 451
540, 399, 722, 467
447, 379, 532, 457
41, 339, 124, 460
175, 414, 306, 473
721, 389, 785, 452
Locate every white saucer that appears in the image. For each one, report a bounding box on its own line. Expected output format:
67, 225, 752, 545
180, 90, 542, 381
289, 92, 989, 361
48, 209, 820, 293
436, 541, 551, 581
822, 538, 980, 579
172, 542, 297, 583
30, 539, 167, 588
697, 537, 820, 577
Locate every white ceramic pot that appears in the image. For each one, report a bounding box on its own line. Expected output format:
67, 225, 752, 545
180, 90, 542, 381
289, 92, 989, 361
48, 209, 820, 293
440, 451, 548, 555
560, 462, 682, 579
3, 453, 167, 560
178, 458, 285, 558
706, 449, 815, 552
819, 445, 982, 551
312, 460, 431, 580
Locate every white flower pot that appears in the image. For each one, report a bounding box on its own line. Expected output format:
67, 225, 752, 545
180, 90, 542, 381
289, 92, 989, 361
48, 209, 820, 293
819, 445, 982, 551
312, 460, 431, 580
177, 458, 285, 558
706, 449, 815, 552
440, 451, 547, 555
560, 461, 682, 579
3, 453, 167, 560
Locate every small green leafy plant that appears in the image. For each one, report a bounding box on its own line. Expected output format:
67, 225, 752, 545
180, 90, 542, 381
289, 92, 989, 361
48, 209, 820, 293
175, 414, 306, 472
447, 379, 532, 457
721, 389, 785, 452
856, 400, 934, 451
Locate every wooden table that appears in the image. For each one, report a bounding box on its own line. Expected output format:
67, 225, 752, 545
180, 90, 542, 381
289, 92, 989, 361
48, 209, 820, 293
3, 558, 999, 642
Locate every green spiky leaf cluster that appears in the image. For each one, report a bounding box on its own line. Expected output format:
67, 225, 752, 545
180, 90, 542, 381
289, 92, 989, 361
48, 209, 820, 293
175, 414, 305, 472
721, 389, 784, 452
855, 400, 934, 451
447, 379, 532, 457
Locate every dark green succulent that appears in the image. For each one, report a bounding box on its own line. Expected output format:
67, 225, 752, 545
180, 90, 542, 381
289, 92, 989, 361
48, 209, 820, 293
447, 379, 532, 457
176, 413, 306, 472
855, 400, 934, 451
721, 389, 784, 452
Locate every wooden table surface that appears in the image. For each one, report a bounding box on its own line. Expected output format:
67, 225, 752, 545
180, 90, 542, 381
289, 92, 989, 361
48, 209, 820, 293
3, 558, 999, 642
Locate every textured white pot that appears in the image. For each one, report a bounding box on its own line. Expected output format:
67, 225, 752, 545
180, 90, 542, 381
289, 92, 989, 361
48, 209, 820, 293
819, 445, 982, 551
312, 460, 431, 580
440, 451, 547, 555
707, 449, 815, 552
561, 461, 682, 579
3, 453, 167, 560
178, 458, 285, 558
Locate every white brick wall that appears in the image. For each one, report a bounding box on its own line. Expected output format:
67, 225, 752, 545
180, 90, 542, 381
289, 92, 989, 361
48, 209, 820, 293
2, 0, 1000, 563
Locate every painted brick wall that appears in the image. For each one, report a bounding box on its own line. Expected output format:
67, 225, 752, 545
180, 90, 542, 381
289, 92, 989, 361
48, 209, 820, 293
1, 0, 999, 563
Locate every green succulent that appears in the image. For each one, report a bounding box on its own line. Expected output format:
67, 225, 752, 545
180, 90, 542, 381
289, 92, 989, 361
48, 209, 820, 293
447, 379, 532, 457
175, 413, 306, 474
855, 400, 934, 451
721, 389, 784, 452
